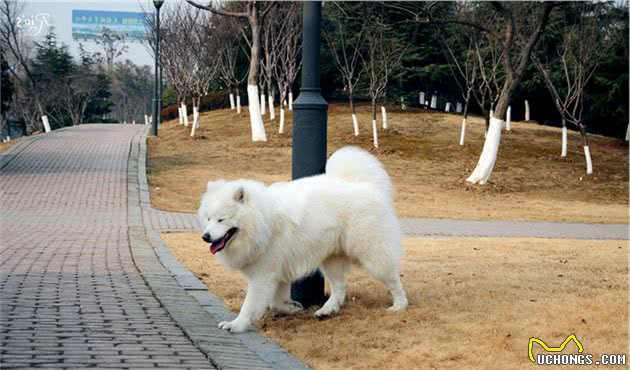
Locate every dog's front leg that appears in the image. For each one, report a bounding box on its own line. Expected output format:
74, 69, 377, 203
218, 278, 277, 333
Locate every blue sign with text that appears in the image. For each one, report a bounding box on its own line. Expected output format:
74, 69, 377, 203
72, 10, 146, 41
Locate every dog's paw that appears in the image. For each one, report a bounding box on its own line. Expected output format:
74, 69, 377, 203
386, 302, 408, 312
314, 303, 340, 319
218, 320, 250, 333
272, 301, 303, 315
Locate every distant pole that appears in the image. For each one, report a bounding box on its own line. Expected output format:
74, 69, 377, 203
151, 0, 164, 136
290, 1, 327, 308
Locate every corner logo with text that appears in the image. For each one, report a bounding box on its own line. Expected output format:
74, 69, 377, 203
529, 334, 626, 366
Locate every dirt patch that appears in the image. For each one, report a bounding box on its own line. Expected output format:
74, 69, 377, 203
162, 232, 628, 370
147, 104, 628, 223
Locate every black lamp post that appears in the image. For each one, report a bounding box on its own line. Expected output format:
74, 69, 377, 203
290, 1, 327, 308
151, 0, 164, 137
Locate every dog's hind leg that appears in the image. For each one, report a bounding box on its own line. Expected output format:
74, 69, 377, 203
271, 282, 303, 314
360, 249, 408, 312
315, 257, 350, 318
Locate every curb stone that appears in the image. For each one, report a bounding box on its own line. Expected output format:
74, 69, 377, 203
127, 127, 310, 370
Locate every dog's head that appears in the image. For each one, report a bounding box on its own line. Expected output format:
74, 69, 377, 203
198, 180, 270, 269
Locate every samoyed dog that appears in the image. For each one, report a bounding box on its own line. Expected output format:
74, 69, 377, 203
198, 146, 408, 333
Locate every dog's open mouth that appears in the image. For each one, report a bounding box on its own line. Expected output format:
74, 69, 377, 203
209, 227, 239, 255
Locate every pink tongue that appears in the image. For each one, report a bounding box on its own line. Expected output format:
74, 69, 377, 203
210, 239, 225, 255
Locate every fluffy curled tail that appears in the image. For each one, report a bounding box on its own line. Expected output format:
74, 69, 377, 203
325, 146, 392, 199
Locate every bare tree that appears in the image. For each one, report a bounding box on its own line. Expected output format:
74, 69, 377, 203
260, 7, 277, 122
59, 47, 106, 126
215, 17, 246, 113
268, 2, 302, 133
160, 4, 197, 126
0, 0, 44, 131
471, 33, 502, 131
94, 28, 128, 74
186, 0, 275, 142
189, 10, 220, 137
323, 2, 366, 136
393, 1, 557, 183
362, 15, 407, 148
532, 4, 604, 174
110, 60, 153, 124
439, 28, 479, 145
458, 2, 556, 184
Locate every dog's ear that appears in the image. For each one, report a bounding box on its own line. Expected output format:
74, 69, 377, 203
207, 180, 226, 193
234, 187, 246, 203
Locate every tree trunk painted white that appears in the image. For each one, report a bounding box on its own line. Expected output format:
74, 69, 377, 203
260, 94, 266, 116
372, 119, 378, 148
178, 107, 183, 125
456, 102, 462, 113
268, 95, 275, 121
445, 102, 452, 112
6, 136, 10, 142
400, 97, 406, 110
505, 106, 511, 131
352, 113, 359, 136
625, 122, 629, 141
247, 85, 267, 142
229, 93, 235, 110
279, 108, 285, 134
459, 118, 467, 146
525, 100, 530, 121
381, 106, 388, 129
288, 91, 293, 111
583, 145, 593, 175
466, 117, 504, 184
144, 114, 148, 125
190, 106, 200, 137
132, 120, 136, 125
236, 96, 241, 114
561, 123, 567, 158
430, 95, 437, 109
182, 104, 189, 127
489, 109, 494, 119
419, 92, 425, 105
123, 120, 126, 125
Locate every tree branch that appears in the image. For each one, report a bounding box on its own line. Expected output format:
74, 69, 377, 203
185, 0, 246, 18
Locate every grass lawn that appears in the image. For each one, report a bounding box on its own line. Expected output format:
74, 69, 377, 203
162, 233, 628, 370
147, 103, 628, 223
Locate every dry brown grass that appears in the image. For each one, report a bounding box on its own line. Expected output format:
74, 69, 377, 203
0, 135, 27, 153
162, 233, 628, 370
147, 104, 628, 223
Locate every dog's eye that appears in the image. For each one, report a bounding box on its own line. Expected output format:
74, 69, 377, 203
218, 218, 224, 223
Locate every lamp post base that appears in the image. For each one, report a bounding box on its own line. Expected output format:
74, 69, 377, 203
291, 271, 325, 309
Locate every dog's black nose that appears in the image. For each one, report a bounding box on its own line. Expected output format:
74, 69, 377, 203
202, 232, 211, 243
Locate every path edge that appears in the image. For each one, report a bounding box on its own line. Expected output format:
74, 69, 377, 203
126, 127, 310, 370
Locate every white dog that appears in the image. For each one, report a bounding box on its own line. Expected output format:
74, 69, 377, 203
198, 146, 408, 333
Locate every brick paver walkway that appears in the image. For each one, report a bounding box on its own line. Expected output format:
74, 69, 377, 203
0, 126, 213, 368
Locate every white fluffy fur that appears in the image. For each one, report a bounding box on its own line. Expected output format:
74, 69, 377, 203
198, 146, 408, 333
